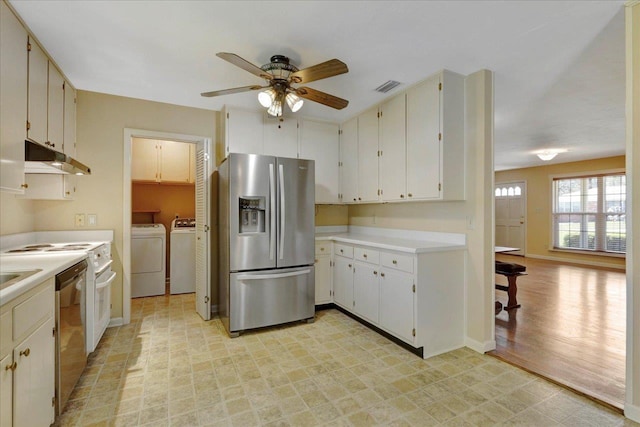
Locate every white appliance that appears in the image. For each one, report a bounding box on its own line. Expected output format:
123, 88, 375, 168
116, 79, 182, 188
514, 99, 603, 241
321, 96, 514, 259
87, 243, 115, 352
170, 218, 196, 294
218, 153, 315, 337
131, 224, 166, 297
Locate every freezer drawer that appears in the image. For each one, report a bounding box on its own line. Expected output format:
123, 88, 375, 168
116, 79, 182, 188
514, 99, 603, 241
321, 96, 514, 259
229, 266, 315, 333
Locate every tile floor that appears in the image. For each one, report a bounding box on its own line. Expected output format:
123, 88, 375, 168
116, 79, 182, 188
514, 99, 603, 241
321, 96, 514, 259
55, 293, 638, 426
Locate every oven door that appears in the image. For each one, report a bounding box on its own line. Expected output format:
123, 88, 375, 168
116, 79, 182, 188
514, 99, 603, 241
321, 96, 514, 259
92, 269, 115, 352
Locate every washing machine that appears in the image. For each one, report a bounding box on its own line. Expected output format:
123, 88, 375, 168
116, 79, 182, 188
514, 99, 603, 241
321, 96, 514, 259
170, 218, 196, 294
131, 224, 166, 297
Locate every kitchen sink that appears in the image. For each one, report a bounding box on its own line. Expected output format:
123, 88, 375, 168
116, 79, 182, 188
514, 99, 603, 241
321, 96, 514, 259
0, 269, 41, 291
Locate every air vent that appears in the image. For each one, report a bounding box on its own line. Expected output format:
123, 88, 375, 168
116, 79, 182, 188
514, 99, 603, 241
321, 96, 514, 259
375, 80, 402, 93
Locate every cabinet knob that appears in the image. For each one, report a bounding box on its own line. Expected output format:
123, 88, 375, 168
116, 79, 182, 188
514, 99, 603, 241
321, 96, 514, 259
315, 259, 318, 263
348, 264, 352, 268
392, 260, 397, 264
400, 194, 404, 198
320, 247, 324, 251
5, 361, 17, 371
408, 193, 413, 197
353, 198, 356, 202
21, 183, 28, 189
340, 249, 344, 253
363, 253, 367, 258
381, 272, 385, 277
19, 348, 30, 357
358, 197, 361, 201
373, 271, 378, 275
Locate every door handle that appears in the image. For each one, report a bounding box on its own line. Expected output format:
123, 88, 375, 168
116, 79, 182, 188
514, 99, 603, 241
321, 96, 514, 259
236, 269, 311, 281
269, 163, 276, 261
278, 163, 285, 260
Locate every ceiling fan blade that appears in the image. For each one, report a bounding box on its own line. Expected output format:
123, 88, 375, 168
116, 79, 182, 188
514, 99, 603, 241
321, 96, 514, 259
289, 59, 348, 84
295, 87, 349, 110
200, 85, 264, 97
216, 52, 273, 80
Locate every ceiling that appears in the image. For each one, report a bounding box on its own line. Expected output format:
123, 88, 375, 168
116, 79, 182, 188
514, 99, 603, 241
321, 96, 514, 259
8, 1, 626, 171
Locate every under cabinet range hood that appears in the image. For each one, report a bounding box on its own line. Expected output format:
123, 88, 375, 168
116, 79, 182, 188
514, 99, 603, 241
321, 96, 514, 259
24, 140, 91, 175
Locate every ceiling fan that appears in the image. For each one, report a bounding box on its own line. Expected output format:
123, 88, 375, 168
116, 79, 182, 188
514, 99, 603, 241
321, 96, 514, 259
201, 53, 349, 117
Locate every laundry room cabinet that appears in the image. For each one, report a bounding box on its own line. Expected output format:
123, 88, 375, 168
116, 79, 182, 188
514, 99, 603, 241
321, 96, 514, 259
132, 139, 193, 184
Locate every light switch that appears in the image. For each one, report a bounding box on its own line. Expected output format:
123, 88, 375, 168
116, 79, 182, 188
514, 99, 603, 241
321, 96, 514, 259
88, 214, 97, 226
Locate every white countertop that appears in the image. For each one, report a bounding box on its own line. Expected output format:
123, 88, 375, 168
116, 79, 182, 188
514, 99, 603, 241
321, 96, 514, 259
316, 232, 466, 254
0, 253, 88, 306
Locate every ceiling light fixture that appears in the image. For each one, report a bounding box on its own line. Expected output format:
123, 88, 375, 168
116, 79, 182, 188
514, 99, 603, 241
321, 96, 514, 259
535, 149, 567, 161
259, 87, 304, 117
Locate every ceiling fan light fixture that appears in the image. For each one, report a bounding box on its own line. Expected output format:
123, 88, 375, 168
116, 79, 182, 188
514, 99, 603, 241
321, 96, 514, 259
286, 92, 304, 113
258, 88, 275, 108
267, 99, 283, 117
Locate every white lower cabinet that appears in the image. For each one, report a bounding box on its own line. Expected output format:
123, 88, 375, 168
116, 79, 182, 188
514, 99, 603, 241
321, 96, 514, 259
333, 255, 353, 310
328, 241, 464, 357
0, 278, 55, 427
314, 242, 332, 304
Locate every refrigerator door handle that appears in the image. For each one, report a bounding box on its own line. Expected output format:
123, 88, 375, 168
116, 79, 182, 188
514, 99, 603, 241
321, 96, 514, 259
235, 269, 311, 281
278, 163, 285, 260
269, 163, 276, 261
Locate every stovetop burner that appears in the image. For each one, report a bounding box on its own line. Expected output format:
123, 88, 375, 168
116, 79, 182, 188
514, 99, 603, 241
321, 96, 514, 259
6, 248, 42, 253
24, 244, 54, 249
47, 246, 88, 251
64, 243, 91, 247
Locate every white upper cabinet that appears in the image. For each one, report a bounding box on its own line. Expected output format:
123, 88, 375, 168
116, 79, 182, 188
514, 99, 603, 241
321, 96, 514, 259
299, 119, 340, 204
263, 116, 298, 158
379, 93, 407, 202
47, 63, 64, 152
131, 138, 159, 182
63, 84, 76, 156
27, 38, 48, 146
0, 1, 28, 193
339, 117, 358, 204
131, 139, 193, 184
357, 107, 380, 203
160, 140, 192, 183
406, 71, 465, 201
223, 107, 264, 156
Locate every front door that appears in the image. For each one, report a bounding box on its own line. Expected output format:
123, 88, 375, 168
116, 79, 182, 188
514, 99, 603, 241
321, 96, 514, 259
495, 181, 526, 255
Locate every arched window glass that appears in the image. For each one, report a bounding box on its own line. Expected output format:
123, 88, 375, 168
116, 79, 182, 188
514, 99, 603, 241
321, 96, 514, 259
508, 187, 514, 196
514, 186, 522, 196
501, 188, 508, 196
495, 188, 501, 197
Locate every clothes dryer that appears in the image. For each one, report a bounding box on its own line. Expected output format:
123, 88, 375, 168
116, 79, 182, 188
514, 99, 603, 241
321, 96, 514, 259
131, 224, 166, 297
170, 218, 196, 294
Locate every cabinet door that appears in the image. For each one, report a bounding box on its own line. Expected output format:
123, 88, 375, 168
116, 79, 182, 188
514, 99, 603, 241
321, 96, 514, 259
300, 119, 340, 204
160, 141, 191, 183
0, 353, 12, 427
314, 254, 332, 304
0, 1, 28, 193
406, 75, 441, 200
333, 256, 353, 309
264, 116, 298, 158
47, 63, 65, 152
379, 269, 414, 343
18, 174, 74, 200
340, 117, 358, 203
353, 262, 379, 323
225, 108, 264, 156
63, 84, 76, 156
357, 107, 379, 202
27, 38, 48, 145
131, 138, 159, 182
379, 94, 407, 201
188, 143, 196, 184
13, 317, 55, 427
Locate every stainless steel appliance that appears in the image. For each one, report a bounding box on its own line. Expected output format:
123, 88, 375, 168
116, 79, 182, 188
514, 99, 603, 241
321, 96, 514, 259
219, 153, 315, 336
55, 259, 88, 415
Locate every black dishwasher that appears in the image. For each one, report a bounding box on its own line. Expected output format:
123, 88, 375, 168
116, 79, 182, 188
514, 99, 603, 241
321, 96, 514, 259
55, 259, 87, 415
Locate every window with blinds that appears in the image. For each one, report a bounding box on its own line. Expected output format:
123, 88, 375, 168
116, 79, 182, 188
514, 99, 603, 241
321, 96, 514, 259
552, 172, 626, 254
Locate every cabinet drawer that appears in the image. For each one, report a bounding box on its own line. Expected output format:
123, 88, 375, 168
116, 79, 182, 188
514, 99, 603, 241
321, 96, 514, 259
380, 252, 414, 274
13, 283, 54, 342
0, 311, 11, 358
315, 242, 331, 255
334, 244, 353, 258
354, 247, 379, 264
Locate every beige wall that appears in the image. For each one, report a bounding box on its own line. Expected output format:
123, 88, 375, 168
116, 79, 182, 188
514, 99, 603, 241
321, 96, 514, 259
132, 182, 196, 277
0, 192, 35, 235
496, 156, 625, 268
315, 205, 348, 226
31, 91, 216, 319
349, 70, 496, 351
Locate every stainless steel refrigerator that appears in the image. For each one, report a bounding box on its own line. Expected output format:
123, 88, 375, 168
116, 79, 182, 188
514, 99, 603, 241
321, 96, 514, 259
218, 153, 315, 336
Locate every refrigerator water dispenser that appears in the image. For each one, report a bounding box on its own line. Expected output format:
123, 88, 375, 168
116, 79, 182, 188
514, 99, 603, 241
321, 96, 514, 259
239, 197, 265, 233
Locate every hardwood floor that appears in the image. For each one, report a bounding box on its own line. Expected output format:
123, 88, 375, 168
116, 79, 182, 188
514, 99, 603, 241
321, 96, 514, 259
491, 254, 626, 409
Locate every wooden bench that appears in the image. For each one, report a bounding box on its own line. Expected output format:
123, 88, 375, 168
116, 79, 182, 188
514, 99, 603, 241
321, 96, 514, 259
495, 260, 527, 311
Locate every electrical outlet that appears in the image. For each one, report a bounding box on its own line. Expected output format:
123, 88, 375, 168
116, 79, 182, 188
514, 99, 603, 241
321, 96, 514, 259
75, 214, 85, 227
88, 214, 97, 226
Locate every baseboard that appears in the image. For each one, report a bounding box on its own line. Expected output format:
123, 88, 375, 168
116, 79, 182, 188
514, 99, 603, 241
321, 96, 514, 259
625, 402, 640, 423
525, 253, 625, 270
108, 317, 124, 327
465, 336, 496, 354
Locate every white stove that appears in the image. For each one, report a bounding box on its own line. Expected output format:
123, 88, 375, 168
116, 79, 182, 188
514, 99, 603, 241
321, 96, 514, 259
1, 231, 115, 353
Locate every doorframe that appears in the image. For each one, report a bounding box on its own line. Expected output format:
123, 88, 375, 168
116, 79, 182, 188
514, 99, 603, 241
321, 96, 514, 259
122, 128, 212, 325
495, 180, 527, 256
